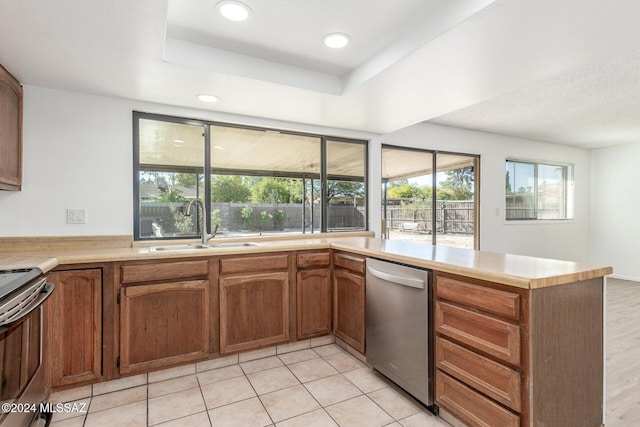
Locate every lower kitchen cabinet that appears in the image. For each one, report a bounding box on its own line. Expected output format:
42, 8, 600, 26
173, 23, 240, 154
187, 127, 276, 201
119, 280, 210, 374
333, 252, 366, 353
47, 269, 102, 387
219, 254, 290, 354
297, 268, 332, 339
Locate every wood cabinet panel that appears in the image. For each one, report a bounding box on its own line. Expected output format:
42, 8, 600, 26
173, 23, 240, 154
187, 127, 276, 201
435, 301, 520, 366
436, 370, 519, 427
333, 252, 366, 275
119, 280, 209, 374
297, 252, 330, 269
220, 254, 288, 275
120, 260, 208, 283
220, 272, 289, 354
47, 269, 102, 387
333, 268, 365, 353
297, 269, 331, 339
436, 337, 521, 412
436, 275, 520, 320
0, 63, 22, 191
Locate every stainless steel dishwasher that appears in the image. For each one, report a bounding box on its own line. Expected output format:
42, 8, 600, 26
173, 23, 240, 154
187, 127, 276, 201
366, 258, 435, 410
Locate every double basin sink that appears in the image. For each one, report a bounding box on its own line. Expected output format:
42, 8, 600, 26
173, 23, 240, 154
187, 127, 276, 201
150, 242, 261, 252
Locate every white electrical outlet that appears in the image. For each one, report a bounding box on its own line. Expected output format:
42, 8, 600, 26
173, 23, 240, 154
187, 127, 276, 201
67, 208, 87, 224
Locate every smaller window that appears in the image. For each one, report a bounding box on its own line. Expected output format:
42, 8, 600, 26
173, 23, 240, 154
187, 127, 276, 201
505, 159, 573, 220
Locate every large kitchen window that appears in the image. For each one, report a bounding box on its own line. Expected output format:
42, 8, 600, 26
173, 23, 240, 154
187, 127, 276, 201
505, 159, 573, 220
133, 112, 367, 240
381, 145, 479, 249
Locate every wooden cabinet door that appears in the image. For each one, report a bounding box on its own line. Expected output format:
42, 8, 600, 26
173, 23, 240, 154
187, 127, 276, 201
0, 64, 22, 191
333, 268, 365, 353
47, 269, 102, 387
297, 269, 331, 339
220, 272, 289, 354
120, 280, 209, 374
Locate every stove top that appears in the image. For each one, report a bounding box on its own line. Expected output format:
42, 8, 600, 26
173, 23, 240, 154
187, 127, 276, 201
0, 268, 43, 301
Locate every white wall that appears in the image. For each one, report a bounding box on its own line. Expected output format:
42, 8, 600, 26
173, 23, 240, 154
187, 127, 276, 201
590, 142, 640, 280
0, 86, 593, 263
374, 123, 592, 262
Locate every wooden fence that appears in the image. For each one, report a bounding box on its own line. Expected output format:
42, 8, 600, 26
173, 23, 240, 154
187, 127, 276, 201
384, 200, 475, 235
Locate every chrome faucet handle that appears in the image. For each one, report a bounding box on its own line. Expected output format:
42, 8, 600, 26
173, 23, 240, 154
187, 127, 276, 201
206, 225, 219, 242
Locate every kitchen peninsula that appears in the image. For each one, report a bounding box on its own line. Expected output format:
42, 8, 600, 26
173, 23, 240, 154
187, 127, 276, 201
0, 233, 612, 427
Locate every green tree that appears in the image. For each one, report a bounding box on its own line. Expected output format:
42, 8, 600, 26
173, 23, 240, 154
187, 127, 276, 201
251, 178, 304, 203
387, 182, 430, 200
211, 176, 251, 202
439, 167, 474, 200
152, 185, 186, 202
326, 181, 365, 202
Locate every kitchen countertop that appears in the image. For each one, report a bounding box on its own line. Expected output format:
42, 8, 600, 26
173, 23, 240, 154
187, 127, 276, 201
0, 233, 612, 289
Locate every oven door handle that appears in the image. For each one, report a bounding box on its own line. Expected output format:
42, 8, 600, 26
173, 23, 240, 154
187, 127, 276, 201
0, 282, 55, 333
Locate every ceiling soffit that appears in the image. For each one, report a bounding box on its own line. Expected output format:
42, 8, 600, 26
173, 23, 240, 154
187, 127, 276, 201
163, 0, 495, 94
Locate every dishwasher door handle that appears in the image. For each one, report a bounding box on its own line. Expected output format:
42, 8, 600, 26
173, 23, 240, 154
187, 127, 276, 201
366, 266, 425, 289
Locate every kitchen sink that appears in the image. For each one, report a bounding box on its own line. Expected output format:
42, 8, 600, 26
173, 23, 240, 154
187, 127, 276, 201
149, 242, 261, 252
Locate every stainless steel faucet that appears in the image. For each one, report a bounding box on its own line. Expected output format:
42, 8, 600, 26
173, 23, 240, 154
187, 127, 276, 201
185, 199, 218, 246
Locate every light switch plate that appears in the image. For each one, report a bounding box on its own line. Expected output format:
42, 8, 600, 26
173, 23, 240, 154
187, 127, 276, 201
67, 208, 87, 224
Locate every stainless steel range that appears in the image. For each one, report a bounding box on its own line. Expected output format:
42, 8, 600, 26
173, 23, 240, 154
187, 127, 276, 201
0, 268, 55, 427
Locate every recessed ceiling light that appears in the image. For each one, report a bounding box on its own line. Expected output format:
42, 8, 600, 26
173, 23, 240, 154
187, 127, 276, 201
323, 33, 351, 49
217, 1, 251, 21
196, 94, 220, 103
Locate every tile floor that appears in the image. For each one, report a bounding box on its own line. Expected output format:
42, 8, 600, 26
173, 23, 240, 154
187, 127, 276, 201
47, 341, 450, 427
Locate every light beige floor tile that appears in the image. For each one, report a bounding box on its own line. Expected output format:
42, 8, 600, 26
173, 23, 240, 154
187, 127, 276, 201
288, 358, 339, 383
148, 386, 206, 425
201, 376, 256, 409
275, 408, 338, 427
323, 351, 366, 372
368, 387, 421, 420
92, 373, 147, 395
238, 347, 277, 363
399, 411, 452, 427
149, 374, 199, 398
197, 364, 245, 386
89, 385, 146, 413
208, 397, 272, 427
304, 374, 363, 406
278, 349, 319, 365
49, 385, 92, 404
312, 344, 344, 357
50, 398, 91, 422
277, 340, 310, 354
247, 366, 301, 395
84, 400, 146, 427
343, 367, 390, 393
259, 385, 321, 423
385, 423, 403, 427
50, 415, 86, 427
197, 355, 239, 372
345, 346, 367, 364
240, 356, 284, 374
148, 363, 196, 383
325, 395, 393, 427
155, 411, 212, 427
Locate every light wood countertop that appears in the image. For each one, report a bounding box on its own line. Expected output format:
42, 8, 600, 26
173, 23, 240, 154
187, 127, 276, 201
0, 234, 612, 289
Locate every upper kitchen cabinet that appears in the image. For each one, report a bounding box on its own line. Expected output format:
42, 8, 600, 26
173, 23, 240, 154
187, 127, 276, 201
0, 64, 23, 191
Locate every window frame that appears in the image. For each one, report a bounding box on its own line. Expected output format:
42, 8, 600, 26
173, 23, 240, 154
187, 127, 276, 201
133, 111, 368, 241
505, 158, 574, 222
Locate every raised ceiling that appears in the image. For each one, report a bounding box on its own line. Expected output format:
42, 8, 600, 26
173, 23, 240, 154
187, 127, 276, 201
1, 0, 640, 148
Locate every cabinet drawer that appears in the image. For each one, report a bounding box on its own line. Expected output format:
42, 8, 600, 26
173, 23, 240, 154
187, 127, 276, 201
435, 301, 520, 366
436, 275, 520, 320
436, 370, 520, 427
121, 260, 209, 283
436, 337, 521, 411
297, 251, 330, 269
333, 252, 365, 275
220, 254, 289, 275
